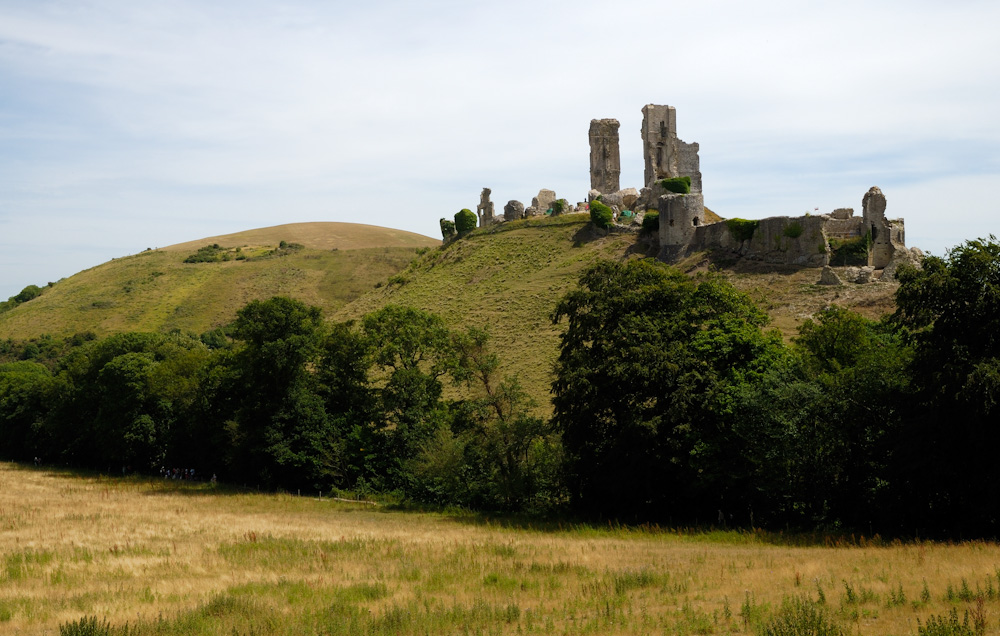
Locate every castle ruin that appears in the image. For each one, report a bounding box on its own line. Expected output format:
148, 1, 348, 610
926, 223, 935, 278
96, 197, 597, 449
452, 103, 920, 280
588, 104, 919, 278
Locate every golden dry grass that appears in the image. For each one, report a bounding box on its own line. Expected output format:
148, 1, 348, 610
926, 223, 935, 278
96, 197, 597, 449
2, 462, 1000, 635
161, 222, 438, 253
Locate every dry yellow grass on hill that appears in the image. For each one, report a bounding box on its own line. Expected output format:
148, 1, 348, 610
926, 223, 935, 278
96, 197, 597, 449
161, 221, 439, 252
2, 462, 999, 635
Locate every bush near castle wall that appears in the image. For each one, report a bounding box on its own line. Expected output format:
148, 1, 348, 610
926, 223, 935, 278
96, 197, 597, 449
642, 211, 660, 232
590, 201, 614, 229
439, 218, 456, 240
455, 209, 477, 234
829, 232, 871, 266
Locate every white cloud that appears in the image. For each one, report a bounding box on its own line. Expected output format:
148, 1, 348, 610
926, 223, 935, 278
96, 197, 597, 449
0, 0, 999, 299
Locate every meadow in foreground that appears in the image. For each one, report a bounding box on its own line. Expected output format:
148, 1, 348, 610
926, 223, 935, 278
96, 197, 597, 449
1, 463, 999, 635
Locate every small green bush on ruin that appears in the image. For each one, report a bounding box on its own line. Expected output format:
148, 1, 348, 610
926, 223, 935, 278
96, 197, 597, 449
658, 176, 691, 194
783, 222, 804, 239
828, 232, 871, 266
726, 218, 760, 242
642, 210, 660, 232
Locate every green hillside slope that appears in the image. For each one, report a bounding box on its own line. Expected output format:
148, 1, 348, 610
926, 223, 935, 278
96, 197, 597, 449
336, 215, 899, 408
0, 222, 437, 338
336, 214, 653, 407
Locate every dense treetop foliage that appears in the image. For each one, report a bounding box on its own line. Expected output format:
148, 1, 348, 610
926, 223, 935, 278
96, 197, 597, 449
3, 236, 1000, 537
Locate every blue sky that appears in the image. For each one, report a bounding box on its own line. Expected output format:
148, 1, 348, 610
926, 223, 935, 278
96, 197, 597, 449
1, 0, 998, 301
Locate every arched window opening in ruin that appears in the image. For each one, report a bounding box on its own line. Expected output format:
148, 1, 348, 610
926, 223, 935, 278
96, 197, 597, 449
669, 218, 675, 227
692, 217, 700, 226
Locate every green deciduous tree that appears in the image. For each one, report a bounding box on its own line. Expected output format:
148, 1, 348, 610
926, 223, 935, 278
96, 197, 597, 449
892, 237, 1000, 535
411, 327, 564, 512
0, 361, 56, 460
357, 305, 458, 490
551, 259, 781, 522
225, 296, 335, 489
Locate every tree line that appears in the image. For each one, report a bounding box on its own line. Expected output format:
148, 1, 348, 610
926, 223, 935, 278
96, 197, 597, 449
2, 237, 999, 537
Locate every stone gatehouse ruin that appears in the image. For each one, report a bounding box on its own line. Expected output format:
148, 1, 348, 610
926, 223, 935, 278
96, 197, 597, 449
452, 104, 922, 280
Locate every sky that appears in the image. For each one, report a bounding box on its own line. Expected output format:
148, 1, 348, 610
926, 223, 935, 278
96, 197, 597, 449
1, 0, 998, 300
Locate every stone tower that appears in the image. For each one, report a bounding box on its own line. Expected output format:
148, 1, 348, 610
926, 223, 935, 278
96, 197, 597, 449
862, 186, 893, 268
640, 104, 702, 192
588, 119, 621, 194
658, 191, 706, 250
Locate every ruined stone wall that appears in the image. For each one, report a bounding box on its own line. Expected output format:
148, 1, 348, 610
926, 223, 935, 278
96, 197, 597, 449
824, 217, 864, 239
666, 214, 831, 267
676, 140, 703, 193
589, 119, 621, 194
745, 216, 830, 266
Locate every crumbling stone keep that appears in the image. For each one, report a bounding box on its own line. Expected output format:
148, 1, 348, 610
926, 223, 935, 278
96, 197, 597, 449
476, 188, 495, 227
640, 104, 702, 192
589, 119, 621, 195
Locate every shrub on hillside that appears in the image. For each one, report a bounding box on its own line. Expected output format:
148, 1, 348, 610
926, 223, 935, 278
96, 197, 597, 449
184, 244, 229, 263
0, 284, 44, 315
551, 199, 568, 216
13, 285, 42, 304
455, 209, 477, 234
589, 200, 614, 229
658, 176, 691, 194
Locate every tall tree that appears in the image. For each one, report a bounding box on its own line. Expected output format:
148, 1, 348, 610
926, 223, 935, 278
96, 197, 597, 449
551, 259, 781, 522
226, 296, 333, 489
357, 305, 457, 490
892, 237, 1000, 535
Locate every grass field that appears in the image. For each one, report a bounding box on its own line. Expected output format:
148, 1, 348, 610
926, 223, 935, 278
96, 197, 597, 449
2, 462, 998, 635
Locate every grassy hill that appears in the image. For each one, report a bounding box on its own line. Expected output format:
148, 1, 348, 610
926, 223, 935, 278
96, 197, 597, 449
337, 214, 654, 406
1, 215, 899, 408
337, 214, 898, 407
0, 222, 438, 338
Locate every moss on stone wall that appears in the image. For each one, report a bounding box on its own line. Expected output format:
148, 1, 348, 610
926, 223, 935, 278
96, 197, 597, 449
725, 218, 759, 242
657, 176, 691, 194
